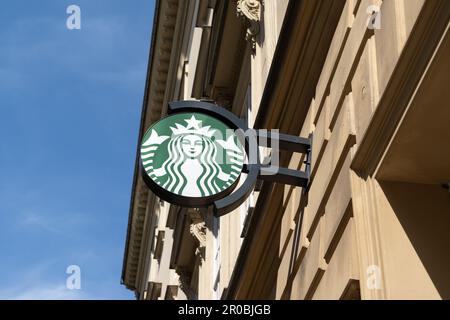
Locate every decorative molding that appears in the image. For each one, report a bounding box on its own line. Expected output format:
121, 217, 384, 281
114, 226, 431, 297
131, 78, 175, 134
236, 0, 262, 52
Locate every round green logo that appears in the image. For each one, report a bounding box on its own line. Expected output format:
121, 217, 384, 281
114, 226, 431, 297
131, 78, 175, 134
141, 113, 245, 199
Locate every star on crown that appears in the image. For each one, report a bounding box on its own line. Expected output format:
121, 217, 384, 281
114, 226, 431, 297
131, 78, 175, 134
170, 115, 216, 138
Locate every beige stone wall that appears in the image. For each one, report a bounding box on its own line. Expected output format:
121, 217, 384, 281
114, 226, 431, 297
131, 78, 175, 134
275, 0, 444, 300
127, 0, 450, 300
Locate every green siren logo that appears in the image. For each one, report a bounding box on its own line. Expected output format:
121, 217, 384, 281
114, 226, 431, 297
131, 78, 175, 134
140, 113, 245, 202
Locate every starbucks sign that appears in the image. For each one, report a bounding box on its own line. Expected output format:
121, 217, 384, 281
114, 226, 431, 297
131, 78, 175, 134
140, 112, 245, 207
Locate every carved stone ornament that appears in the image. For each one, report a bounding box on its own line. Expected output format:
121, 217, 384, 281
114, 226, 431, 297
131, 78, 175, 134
189, 210, 207, 247
236, 0, 262, 52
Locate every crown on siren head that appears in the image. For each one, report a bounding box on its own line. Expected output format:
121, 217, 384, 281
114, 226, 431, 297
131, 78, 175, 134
170, 115, 216, 138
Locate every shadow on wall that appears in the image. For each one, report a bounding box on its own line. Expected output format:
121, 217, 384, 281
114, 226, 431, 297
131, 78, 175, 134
379, 181, 450, 299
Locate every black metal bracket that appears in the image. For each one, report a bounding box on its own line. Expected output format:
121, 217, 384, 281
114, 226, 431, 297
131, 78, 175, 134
167, 100, 311, 217
243, 165, 309, 188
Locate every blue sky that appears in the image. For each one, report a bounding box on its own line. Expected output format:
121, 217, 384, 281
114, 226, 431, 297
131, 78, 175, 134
0, 1, 155, 299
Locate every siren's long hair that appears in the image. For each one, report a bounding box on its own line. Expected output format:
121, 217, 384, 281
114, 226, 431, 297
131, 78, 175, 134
161, 134, 221, 196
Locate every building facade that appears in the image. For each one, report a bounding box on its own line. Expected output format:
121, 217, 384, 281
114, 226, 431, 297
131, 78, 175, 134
122, 0, 450, 300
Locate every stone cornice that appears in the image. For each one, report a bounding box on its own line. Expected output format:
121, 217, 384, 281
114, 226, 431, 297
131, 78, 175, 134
122, 0, 180, 291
